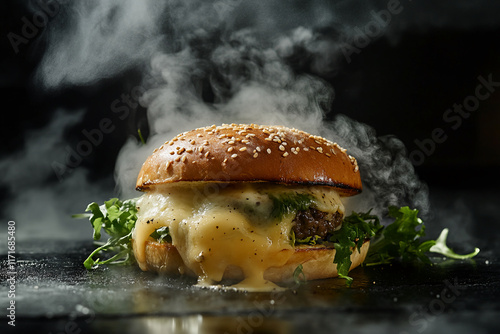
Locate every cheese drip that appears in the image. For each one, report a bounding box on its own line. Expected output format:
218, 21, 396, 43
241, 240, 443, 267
132, 183, 344, 290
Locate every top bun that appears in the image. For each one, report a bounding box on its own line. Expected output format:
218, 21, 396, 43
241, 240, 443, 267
136, 124, 362, 196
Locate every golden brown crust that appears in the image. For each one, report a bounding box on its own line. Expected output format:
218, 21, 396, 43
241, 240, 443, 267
142, 240, 369, 283
136, 124, 362, 196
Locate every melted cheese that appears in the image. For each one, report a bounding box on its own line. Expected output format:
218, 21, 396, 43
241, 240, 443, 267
132, 183, 344, 291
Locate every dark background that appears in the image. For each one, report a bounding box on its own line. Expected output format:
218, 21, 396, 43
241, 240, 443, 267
2, 0, 499, 246
1, 1, 500, 334
2, 1, 500, 187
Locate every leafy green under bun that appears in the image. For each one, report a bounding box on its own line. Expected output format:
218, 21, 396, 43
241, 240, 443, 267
76, 196, 479, 286
329, 206, 480, 286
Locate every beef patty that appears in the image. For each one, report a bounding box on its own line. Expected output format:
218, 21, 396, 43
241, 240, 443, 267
292, 208, 343, 240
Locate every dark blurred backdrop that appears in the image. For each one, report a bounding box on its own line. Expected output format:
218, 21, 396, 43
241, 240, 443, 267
1, 0, 499, 249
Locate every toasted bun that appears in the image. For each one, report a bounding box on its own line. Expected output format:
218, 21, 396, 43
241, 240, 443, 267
142, 240, 370, 283
136, 124, 362, 196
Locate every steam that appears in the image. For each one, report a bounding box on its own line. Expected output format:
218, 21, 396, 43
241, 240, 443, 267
115, 23, 429, 216
7, 0, 443, 241
0, 110, 114, 241
37, 0, 168, 87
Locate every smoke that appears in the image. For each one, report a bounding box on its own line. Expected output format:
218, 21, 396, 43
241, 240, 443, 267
114, 25, 429, 217
0, 109, 114, 241
36, 0, 168, 88
7, 0, 451, 241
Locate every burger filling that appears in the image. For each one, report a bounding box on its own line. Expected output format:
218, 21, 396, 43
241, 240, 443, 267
292, 209, 343, 241
132, 182, 345, 290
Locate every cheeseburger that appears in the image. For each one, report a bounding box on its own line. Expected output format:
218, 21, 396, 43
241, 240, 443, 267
132, 124, 366, 290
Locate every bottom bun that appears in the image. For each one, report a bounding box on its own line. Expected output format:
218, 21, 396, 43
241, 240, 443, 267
139, 240, 370, 283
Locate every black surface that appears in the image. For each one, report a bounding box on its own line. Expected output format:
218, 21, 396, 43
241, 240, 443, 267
2, 1, 500, 333
1, 239, 499, 334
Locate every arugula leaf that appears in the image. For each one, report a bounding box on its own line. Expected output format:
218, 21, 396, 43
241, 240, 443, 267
364, 206, 431, 266
328, 210, 382, 286
429, 228, 480, 259
75, 198, 138, 269
332, 206, 480, 286
269, 193, 314, 220
149, 226, 172, 243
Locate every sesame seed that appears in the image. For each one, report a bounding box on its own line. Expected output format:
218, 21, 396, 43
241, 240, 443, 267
231, 154, 238, 158
181, 155, 187, 162
177, 147, 185, 154
253, 153, 258, 158
186, 148, 193, 153
267, 148, 271, 154
198, 146, 204, 153
169, 151, 175, 155
279, 145, 285, 151
205, 151, 210, 158
325, 153, 331, 157
239, 147, 247, 152
227, 147, 234, 153
228, 140, 235, 145
303, 147, 309, 151
241, 139, 250, 144
256, 146, 261, 152
174, 156, 181, 162
197, 134, 203, 138
283, 152, 289, 157
265, 137, 272, 141
190, 140, 196, 145
317, 147, 323, 153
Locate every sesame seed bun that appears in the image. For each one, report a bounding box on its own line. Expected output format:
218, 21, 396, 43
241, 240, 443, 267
136, 124, 362, 195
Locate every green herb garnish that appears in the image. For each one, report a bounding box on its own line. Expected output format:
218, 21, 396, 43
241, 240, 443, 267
73, 198, 138, 269
149, 226, 172, 243
328, 210, 382, 286
269, 193, 314, 220
429, 228, 480, 259
295, 234, 323, 245
331, 206, 480, 286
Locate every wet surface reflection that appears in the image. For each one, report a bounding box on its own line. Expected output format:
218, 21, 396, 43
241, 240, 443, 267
2, 241, 499, 333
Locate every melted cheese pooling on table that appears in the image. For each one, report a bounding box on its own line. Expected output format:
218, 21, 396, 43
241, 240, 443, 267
132, 183, 344, 290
